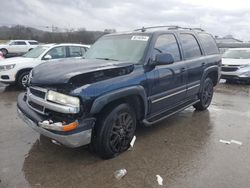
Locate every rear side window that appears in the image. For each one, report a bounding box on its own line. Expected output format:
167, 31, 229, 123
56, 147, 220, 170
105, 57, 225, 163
69, 46, 84, 57
180, 34, 202, 59
198, 33, 219, 55
29, 41, 38, 45
154, 34, 181, 62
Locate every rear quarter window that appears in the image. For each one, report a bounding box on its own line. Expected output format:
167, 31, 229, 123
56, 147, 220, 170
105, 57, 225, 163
198, 33, 219, 55
29, 41, 38, 45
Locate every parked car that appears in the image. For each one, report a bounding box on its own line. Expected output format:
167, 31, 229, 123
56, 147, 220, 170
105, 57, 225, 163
0, 43, 89, 88
221, 48, 250, 83
17, 26, 221, 159
0, 40, 39, 56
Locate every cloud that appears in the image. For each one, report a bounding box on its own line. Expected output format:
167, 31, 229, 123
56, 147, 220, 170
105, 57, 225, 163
0, 0, 250, 40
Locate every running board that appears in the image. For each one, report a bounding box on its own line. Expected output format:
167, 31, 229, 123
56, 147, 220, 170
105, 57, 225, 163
142, 100, 200, 126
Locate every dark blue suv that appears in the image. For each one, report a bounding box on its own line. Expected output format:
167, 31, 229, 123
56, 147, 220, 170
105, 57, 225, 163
17, 26, 221, 158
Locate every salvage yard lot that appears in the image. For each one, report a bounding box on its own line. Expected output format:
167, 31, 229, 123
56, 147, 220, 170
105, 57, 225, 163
0, 82, 250, 188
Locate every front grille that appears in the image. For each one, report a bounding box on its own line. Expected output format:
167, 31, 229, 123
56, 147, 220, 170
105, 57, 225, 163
28, 100, 44, 113
29, 87, 46, 99
222, 67, 238, 72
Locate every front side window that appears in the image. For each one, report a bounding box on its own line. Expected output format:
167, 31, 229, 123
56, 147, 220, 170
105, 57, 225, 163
45, 46, 67, 59
84, 34, 150, 63
14, 41, 27, 45
153, 34, 181, 62
180, 34, 202, 59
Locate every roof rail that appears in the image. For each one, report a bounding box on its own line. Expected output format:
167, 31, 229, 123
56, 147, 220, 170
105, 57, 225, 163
134, 26, 205, 32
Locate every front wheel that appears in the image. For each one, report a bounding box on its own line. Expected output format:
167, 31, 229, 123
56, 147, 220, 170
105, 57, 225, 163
92, 103, 136, 159
193, 77, 214, 111
17, 71, 30, 89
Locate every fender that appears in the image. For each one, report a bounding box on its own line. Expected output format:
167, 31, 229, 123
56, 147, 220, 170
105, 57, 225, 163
199, 65, 219, 92
90, 85, 148, 116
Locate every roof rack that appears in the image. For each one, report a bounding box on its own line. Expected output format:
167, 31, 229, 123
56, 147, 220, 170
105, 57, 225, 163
134, 26, 205, 32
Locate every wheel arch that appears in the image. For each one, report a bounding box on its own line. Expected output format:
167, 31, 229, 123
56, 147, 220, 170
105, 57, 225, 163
90, 86, 148, 120
201, 66, 219, 87
16, 68, 33, 80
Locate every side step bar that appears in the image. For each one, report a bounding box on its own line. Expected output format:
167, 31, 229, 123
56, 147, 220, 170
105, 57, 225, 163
142, 100, 200, 126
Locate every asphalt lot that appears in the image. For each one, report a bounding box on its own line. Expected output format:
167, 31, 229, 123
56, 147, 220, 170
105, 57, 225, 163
0, 82, 250, 188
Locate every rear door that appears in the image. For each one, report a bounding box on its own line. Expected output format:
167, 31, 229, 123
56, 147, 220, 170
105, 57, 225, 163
149, 33, 187, 114
178, 33, 206, 98
68, 46, 86, 59
15, 41, 28, 53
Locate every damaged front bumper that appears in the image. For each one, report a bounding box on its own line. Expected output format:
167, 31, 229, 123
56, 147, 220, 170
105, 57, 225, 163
17, 93, 95, 148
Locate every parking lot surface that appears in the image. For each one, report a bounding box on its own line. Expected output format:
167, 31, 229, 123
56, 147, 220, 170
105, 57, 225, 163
0, 82, 250, 188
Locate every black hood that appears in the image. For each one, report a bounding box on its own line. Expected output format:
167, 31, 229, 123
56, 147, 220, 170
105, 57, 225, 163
30, 58, 134, 87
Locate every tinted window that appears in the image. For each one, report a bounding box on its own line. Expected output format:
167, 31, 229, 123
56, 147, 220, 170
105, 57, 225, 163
198, 33, 219, 55
69, 46, 84, 57
180, 34, 202, 59
154, 34, 181, 62
14, 41, 27, 45
29, 41, 38, 45
45, 46, 66, 59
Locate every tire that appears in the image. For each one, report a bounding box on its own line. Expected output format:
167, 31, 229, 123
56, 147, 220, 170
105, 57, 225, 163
193, 77, 214, 111
226, 79, 234, 84
0, 48, 8, 56
92, 103, 137, 159
17, 71, 30, 89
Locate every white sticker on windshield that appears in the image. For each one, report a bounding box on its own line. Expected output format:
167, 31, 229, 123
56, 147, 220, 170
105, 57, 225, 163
131, 36, 149, 41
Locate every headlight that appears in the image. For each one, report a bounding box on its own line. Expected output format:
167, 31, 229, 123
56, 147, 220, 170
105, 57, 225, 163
47, 90, 80, 108
0, 64, 16, 71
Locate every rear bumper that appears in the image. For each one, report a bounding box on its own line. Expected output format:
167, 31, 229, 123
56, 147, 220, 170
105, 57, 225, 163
17, 93, 95, 148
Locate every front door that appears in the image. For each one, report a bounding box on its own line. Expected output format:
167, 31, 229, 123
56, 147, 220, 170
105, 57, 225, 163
149, 33, 187, 115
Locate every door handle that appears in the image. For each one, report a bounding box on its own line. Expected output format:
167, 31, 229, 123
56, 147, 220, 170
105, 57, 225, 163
181, 67, 186, 72
201, 62, 206, 67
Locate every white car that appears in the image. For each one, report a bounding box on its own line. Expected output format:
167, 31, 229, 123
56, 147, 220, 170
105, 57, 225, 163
0, 40, 39, 56
0, 43, 89, 88
221, 48, 250, 83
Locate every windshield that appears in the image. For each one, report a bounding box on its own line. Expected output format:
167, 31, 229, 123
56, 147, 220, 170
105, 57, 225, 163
222, 49, 250, 59
23, 46, 49, 58
84, 34, 150, 63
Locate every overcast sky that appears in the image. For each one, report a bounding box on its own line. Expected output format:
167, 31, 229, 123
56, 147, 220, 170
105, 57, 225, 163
1, 0, 250, 40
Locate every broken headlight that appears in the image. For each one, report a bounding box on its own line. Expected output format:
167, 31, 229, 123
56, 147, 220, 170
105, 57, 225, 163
47, 90, 80, 108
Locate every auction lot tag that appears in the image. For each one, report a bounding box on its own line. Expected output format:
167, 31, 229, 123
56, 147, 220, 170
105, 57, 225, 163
131, 36, 149, 41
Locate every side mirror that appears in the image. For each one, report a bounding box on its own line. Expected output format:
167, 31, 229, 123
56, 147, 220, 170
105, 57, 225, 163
154, 53, 174, 66
43, 54, 52, 60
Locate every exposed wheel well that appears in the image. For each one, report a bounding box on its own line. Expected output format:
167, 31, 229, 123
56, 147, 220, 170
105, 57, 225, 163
16, 68, 32, 80
96, 95, 145, 121
206, 71, 218, 86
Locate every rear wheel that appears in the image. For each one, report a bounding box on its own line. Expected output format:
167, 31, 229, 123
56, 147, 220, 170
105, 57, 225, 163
17, 71, 30, 89
0, 48, 8, 56
226, 79, 234, 84
92, 103, 136, 159
193, 77, 214, 111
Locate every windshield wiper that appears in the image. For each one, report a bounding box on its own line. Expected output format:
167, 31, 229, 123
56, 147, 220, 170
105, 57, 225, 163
96, 57, 119, 61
